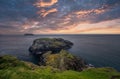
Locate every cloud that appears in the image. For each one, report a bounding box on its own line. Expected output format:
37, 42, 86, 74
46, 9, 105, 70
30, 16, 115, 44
0, 0, 120, 34
35, 0, 58, 7
33, 0, 120, 30
37, 8, 58, 17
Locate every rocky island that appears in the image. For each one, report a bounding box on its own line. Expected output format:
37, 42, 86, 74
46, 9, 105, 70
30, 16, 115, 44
29, 38, 74, 54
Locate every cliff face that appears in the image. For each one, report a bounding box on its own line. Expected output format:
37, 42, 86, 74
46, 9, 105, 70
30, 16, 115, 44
29, 38, 86, 71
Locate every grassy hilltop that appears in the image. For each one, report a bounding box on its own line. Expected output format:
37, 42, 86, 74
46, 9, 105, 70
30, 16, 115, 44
0, 55, 120, 79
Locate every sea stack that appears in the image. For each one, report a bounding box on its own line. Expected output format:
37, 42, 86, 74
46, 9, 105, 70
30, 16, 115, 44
29, 38, 73, 54
29, 38, 87, 71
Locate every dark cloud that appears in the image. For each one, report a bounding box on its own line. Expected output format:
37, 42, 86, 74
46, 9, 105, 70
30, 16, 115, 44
0, 0, 120, 34
0, 0, 38, 22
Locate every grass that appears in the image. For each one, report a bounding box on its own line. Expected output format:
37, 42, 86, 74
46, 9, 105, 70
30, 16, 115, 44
33, 38, 67, 48
0, 55, 120, 79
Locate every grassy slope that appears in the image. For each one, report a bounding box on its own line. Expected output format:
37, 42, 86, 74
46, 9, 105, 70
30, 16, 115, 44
0, 55, 120, 79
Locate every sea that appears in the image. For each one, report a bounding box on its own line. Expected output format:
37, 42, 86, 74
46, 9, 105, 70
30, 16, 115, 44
0, 34, 120, 71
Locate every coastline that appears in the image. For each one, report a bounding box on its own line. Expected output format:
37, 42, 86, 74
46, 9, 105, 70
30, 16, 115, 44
0, 35, 120, 71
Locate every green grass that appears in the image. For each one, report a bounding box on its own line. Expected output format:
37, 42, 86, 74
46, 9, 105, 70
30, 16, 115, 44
33, 38, 67, 48
0, 55, 120, 79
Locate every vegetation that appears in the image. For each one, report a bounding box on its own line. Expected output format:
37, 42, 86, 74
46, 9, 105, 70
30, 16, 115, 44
29, 38, 73, 54
0, 55, 120, 79
43, 50, 86, 71
0, 55, 28, 69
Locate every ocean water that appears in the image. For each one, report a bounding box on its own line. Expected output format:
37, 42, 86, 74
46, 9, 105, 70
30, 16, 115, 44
0, 35, 120, 71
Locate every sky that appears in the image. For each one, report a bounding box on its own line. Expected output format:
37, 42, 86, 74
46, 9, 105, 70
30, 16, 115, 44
0, 0, 120, 34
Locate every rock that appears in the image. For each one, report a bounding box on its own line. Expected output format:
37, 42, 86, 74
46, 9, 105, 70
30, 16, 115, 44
42, 50, 87, 71
29, 38, 87, 71
29, 38, 73, 55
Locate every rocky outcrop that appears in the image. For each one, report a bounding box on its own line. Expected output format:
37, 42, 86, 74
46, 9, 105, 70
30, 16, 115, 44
29, 38, 87, 71
29, 38, 73, 55
42, 50, 87, 71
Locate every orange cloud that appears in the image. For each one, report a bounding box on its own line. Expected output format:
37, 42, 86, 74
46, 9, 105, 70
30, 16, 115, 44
75, 26, 112, 33
80, 28, 120, 34
32, 25, 120, 34
35, 0, 58, 7
22, 20, 39, 31
75, 8, 106, 17
34, 19, 120, 34
37, 8, 57, 17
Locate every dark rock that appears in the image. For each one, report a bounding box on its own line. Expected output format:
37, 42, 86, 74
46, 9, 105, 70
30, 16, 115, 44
29, 38, 73, 55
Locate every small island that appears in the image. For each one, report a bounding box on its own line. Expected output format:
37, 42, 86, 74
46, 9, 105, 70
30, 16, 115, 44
24, 33, 34, 36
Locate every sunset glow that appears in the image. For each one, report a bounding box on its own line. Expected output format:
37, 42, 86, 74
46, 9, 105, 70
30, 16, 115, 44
0, 0, 120, 34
